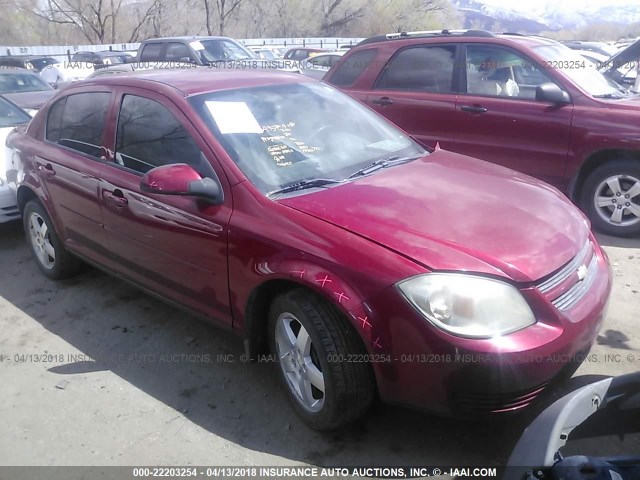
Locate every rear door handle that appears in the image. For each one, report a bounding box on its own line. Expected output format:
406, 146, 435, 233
460, 105, 488, 114
39, 162, 56, 177
104, 189, 128, 208
371, 96, 394, 106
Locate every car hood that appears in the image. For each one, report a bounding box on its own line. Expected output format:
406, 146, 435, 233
3, 90, 54, 110
602, 38, 640, 76
279, 151, 590, 283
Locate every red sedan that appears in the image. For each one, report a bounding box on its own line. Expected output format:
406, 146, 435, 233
7, 70, 611, 430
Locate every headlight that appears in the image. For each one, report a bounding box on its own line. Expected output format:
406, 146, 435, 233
397, 274, 535, 338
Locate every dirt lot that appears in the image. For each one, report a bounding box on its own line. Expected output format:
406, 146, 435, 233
0, 219, 638, 469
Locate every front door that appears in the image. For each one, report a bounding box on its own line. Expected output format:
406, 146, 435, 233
99, 89, 232, 322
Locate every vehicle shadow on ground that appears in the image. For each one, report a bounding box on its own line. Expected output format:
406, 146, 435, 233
595, 232, 640, 249
0, 220, 604, 466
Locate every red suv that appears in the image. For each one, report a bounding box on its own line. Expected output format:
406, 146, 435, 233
325, 30, 640, 237
7, 70, 611, 430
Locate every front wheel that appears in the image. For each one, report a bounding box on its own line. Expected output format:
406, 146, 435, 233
581, 160, 640, 237
268, 289, 375, 430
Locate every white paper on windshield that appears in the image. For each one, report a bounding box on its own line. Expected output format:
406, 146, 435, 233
190, 41, 205, 51
205, 101, 263, 134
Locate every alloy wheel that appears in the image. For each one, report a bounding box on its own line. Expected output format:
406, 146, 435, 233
28, 212, 56, 270
593, 174, 640, 227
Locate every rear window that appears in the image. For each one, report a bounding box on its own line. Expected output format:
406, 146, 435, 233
328, 48, 377, 87
45, 92, 110, 158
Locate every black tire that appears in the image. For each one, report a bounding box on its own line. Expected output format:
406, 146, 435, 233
23, 199, 84, 279
268, 289, 375, 431
580, 159, 640, 237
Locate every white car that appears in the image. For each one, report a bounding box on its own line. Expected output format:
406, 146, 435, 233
0, 96, 31, 223
40, 59, 94, 89
300, 51, 345, 79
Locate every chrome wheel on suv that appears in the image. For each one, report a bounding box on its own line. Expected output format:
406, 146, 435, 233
593, 174, 640, 227
582, 160, 640, 237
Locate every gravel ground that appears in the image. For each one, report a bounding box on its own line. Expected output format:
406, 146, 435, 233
0, 219, 638, 472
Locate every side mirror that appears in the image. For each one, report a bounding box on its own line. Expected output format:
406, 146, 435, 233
140, 163, 224, 204
536, 83, 571, 104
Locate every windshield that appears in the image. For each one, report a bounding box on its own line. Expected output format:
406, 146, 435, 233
190, 82, 425, 195
533, 44, 625, 98
194, 39, 255, 63
0, 97, 31, 127
0, 72, 52, 93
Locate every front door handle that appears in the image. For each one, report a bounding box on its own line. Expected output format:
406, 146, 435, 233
460, 105, 488, 114
104, 189, 128, 208
371, 96, 394, 106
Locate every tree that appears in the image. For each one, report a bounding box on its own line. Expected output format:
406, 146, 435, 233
203, 0, 244, 36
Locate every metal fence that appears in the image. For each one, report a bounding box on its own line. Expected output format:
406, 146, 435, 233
1, 37, 364, 59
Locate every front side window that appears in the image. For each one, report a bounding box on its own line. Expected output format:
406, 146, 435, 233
190, 82, 425, 195
115, 95, 212, 176
465, 45, 554, 99
166, 43, 193, 61
376, 45, 456, 93
45, 92, 110, 158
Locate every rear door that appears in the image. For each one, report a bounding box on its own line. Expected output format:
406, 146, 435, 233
37, 90, 112, 266
451, 44, 574, 188
99, 88, 232, 322
363, 44, 460, 149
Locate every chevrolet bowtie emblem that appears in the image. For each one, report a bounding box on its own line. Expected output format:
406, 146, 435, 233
577, 264, 588, 281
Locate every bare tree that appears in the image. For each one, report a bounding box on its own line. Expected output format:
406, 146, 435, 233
203, 0, 244, 35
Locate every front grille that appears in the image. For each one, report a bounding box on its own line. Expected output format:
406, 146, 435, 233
535, 240, 598, 311
552, 253, 598, 311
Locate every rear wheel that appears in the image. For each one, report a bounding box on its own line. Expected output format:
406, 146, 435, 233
268, 289, 375, 430
23, 200, 83, 279
581, 160, 640, 237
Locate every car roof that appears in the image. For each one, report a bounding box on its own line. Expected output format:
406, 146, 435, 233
80, 68, 315, 96
355, 30, 561, 49
142, 36, 235, 43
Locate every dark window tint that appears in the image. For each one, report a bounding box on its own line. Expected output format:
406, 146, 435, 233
140, 43, 163, 62
329, 48, 378, 87
166, 43, 192, 61
115, 95, 211, 176
376, 46, 456, 93
46, 93, 110, 158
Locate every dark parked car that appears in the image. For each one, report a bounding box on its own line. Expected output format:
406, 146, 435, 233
324, 30, 640, 236
0, 67, 54, 111
71, 50, 132, 68
7, 70, 611, 430
0, 55, 59, 72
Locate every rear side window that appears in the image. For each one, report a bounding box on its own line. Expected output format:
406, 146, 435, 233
375, 45, 456, 93
140, 43, 163, 62
46, 92, 110, 158
328, 48, 378, 87
115, 95, 211, 176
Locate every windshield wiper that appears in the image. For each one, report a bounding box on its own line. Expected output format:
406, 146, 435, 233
267, 178, 344, 198
347, 155, 420, 179
593, 93, 625, 99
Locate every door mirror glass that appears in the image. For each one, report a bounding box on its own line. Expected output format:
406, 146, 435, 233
140, 163, 224, 204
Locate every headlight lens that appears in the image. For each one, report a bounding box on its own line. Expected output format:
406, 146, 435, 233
397, 274, 535, 338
